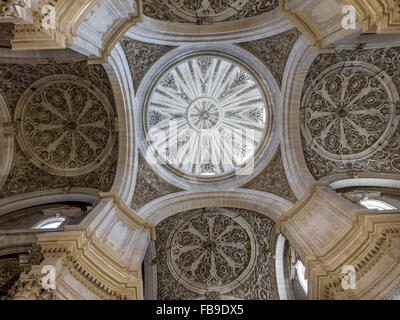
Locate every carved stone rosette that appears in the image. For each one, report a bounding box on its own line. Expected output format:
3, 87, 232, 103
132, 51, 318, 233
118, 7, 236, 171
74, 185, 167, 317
166, 210, 257, 295
301, 61, 399, 162
301, 47, 400, 179
14, 75, 116, 177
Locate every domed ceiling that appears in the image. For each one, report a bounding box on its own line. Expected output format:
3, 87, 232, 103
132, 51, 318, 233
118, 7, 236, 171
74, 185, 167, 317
135, 46, 279, 190
143, 0, 279, 24
120, 31, 300, 206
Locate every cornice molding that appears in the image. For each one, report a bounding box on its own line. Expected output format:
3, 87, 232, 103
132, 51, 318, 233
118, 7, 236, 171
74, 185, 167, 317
308, 211, 400, 299
279, 0, 361, 52
347, 0, 400, 33
36, 225, 143, 300
2, 0, 143, 64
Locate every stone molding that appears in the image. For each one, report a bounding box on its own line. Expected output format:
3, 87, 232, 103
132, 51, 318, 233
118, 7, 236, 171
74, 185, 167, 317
100, 192, 155, 241
280, 35, 316, 199
137, 189, 293, 226
1, 0, 143, 64
279, 0, 361, 52
347, 0, 400, 33
277, 182, 400, 300
36, 225, 143, 300
0, 93, 13, 191
310, 210, 400, 299
126, 9, 294, 46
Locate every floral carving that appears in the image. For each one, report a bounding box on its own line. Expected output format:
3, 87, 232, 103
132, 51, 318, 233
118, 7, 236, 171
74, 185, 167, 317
143, 0, 278, 24
16, 77, 115, 176
302, 62, 398, 161
239, 28, 301, 87
131, 154, 181, 211
0, 143, 118, 198
120, 37, 175, 91
228, 208, 277, 300
167, 210, 255, 294
6, 271, 55, 300
156, 208, 277, 300
0, 60, 118, 198
301, 47, 400, 179
243, 149, 296, 202
0, 0, 26, 19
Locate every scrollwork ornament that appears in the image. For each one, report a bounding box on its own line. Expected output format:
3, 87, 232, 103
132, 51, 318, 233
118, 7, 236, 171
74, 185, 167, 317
143, 0, 278, 24
301, 61, 399, 162
166, 210, 256, 295
14, 75, 116, 177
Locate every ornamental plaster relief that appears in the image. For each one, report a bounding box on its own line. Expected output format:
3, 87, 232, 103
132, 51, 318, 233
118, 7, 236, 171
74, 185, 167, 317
120, 37, 175, 91
243, 149, 297, 202
301, 46, 400, 180
238, 28, 300, 87
15, 75, 116, 177
0, 60, 119, 199
143, 0, 278, 24
134, 43, 281, 190
131, 153, 181, 211
155, 207, 277, 300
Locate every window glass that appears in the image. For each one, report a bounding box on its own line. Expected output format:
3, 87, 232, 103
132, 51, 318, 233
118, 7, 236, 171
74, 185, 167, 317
359, 198, 396, 211
295, 260, 308, 293
34, 217, 65, 229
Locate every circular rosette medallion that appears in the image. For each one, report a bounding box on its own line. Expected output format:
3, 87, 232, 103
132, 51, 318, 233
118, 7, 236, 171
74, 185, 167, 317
15, 75, 115, 176
166, 210, 256, 294
145, 54, 268, 178
301, 61, 399, 161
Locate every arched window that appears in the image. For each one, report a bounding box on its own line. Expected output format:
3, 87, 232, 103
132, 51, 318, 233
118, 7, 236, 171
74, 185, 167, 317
34, 216, 65, 230
359, 197, 397, 211
295, 260, 308, 293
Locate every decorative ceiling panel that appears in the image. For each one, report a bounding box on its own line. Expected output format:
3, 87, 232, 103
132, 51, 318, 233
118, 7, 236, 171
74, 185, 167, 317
144, 54, 268, 178
143, 0, 278, 24
131, 153, 181, 211
243, 149, 296, 202
15, 75, 116, 177
120, 37, 175, 91
135, 45, 279, 190
155, 207, 277, 300
301, 47, 400, 179
238, 28, 301, 87
0, 61, 118, 198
